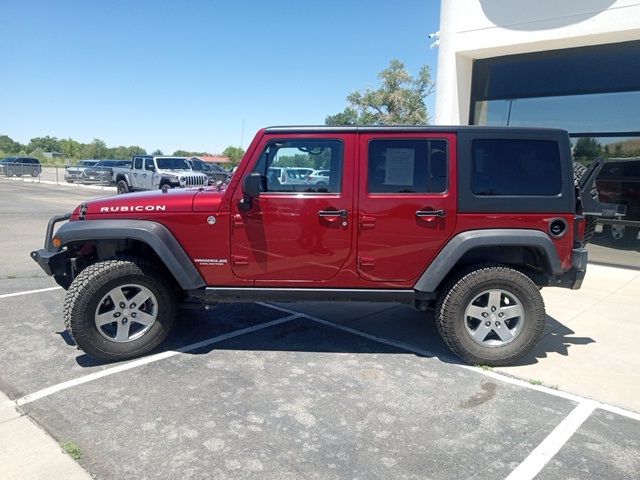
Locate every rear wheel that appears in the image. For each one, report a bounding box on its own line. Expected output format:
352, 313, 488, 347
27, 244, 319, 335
117, 180, 130, 194
436, 265, 545, 366
30, 168, 38, 177
64, 257, 176, 361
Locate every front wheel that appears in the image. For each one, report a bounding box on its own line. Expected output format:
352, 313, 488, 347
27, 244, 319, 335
64, 257, 176, 361
435, 265, 545, 367
116, 180, 130, 194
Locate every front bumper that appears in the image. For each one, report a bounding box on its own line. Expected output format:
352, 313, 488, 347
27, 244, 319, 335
30, 213, 71, 276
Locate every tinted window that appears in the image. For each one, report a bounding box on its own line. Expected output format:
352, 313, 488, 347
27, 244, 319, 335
472, 139, 561, 196
368, 139, 447, 194
144, 158, 155, 170
134, 157, 143, 169
253, 139, 343, 193
156, 158, 189, 170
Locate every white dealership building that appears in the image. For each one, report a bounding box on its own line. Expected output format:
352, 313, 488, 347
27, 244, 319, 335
435, 0, 640, 132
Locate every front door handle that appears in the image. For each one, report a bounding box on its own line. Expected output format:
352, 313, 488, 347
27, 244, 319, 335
318, 209, 348, 218
416, 209, 446, 218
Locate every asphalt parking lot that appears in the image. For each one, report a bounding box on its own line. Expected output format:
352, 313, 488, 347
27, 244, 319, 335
1, 180, 639, 480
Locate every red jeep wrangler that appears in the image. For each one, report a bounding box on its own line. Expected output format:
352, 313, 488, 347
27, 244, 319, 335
31, 127, 622, 366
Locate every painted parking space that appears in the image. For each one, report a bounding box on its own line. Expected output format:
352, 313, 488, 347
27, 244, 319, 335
22, 317, 579, 480
1, 180, 639, 479
0, 288, 289, 399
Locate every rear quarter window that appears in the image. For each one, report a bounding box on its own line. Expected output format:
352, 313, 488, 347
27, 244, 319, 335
472, 139, 562, 196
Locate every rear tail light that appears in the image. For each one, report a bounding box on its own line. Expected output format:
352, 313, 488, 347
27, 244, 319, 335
574, 215, 586, 244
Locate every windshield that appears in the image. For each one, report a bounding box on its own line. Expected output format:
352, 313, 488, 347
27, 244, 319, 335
156, 157, 190, 170
1, 157, 18, 163
94, 160, 118, 168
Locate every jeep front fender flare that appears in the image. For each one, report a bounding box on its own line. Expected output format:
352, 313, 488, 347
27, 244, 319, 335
53, 219, 205, 290
413, 229, 563, 293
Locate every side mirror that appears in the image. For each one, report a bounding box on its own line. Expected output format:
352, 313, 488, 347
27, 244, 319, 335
243, 173, 262, 198
240, 173, 262, 211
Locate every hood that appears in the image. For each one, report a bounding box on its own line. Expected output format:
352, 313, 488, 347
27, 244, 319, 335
74, 188, 207, 218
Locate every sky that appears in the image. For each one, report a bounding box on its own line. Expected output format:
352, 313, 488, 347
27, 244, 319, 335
0, 0, 441, 155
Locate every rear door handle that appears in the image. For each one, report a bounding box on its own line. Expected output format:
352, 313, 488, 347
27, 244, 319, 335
415, 210, 446, 218
318, 209, 348, 218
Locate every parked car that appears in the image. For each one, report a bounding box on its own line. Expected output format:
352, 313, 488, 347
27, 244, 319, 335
187, 158, 231, 184
305, 169, 330, 186
267, 167, 309, 186
81, 160, 131, 185
64, 159, 100, 183
0, 157, 18, 175
595, 158, 640, 243
1, 157, 42, 177
113, 155, 208, 194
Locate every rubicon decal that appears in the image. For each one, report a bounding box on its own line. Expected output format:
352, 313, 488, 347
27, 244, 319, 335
100, 205, 167, 213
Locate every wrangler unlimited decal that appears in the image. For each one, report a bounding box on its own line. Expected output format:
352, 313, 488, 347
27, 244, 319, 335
100, 205, 167, 212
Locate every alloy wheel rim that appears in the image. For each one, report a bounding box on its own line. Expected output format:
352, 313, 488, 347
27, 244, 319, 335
94, 284, 158, 342
463, 289, 525, 347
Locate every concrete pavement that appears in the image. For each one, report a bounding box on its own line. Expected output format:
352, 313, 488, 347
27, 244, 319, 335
0, 392, 91, 480
283, 263, 640, 413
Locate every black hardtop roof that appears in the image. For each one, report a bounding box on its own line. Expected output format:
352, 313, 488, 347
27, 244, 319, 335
132, 155, 188, 159
265, 125, 568, 134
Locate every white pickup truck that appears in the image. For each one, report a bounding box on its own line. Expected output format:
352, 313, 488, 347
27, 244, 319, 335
112, 155, 208, 194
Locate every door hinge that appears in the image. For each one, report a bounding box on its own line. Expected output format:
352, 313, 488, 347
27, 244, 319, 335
232, 214, 245, 229
359, 215, 376, 230
358, 256, 375, 268
232, 255, 249, 266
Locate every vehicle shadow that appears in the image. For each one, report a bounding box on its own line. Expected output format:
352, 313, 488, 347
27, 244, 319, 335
74, 303, 595, 369
509, 314, 596, 366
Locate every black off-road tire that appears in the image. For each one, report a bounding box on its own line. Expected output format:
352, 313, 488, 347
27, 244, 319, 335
435, 265, 546, 367
573, 162, 598, 243
30, 168, 38, 177
116, 180, 130, 194
64, 257, 176, 361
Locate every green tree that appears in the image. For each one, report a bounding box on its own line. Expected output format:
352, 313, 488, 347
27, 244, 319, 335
172, 150, 211, 157
326, 59, 434, 126
0, 135, 22, 154
573, 137, 601, 161
152, 149, 163, 155
222, 146, 245, 165
81, 138, 108, 159
28, 135, 61, 153
59, 138, 82, 159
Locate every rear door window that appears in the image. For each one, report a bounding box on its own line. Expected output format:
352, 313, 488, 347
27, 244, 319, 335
367, 139, 447, 194
472, 139, 562, 196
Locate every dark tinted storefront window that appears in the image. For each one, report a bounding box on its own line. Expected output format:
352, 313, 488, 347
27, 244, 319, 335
471, 41, 640, 267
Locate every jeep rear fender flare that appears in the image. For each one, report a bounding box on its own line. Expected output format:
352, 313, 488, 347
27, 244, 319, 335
413, 229, 563, 293
54, 220, 205, 290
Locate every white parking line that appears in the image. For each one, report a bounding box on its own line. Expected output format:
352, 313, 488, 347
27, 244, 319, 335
504, 401, 598, 480
259, 302, 640, 422
9, 314, 300, 407
0, 287, 62, 299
